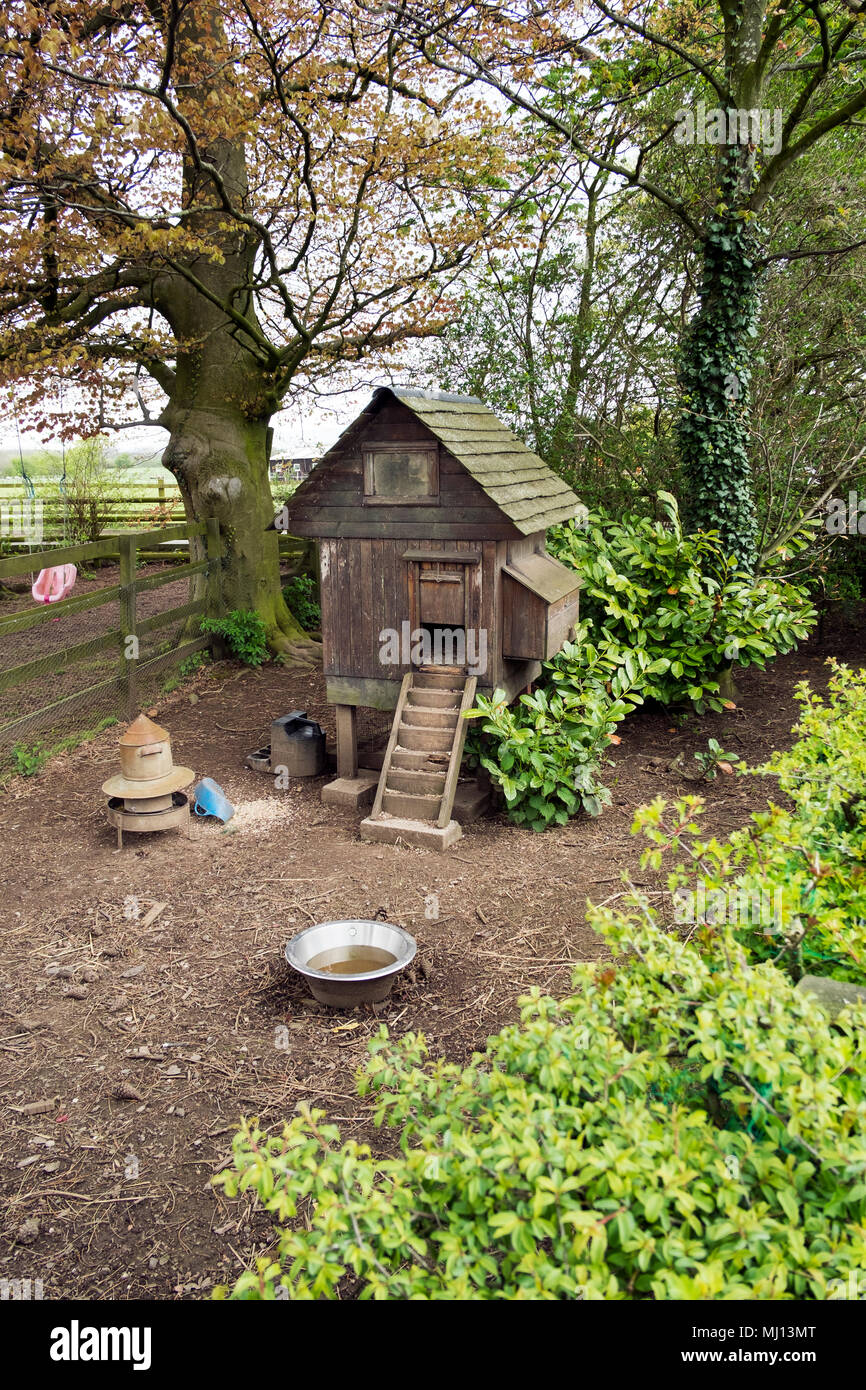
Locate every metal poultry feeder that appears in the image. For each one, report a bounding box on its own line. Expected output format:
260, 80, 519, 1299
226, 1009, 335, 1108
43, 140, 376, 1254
102, 715, 194, 848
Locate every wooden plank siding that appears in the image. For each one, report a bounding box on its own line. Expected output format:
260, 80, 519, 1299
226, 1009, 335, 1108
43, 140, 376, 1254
289, 404, 520, 542
319, 529, 556, 692
292, 390, 581, 707
318, 535, 508, 684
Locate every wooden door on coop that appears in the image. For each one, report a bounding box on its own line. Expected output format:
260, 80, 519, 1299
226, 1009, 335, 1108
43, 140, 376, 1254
409, 554, 480, 672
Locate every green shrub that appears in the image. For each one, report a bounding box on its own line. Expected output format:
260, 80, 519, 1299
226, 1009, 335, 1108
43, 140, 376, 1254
215, 907, 866, 1301
282, 574, 320, 631
11, 741, 50, 776
472, 494, 816, 834
548, 492, 816, 713
201, 610, 269, 666
467, 624, 644, 828
270, 479, 298, 510
638, 662, 866, 986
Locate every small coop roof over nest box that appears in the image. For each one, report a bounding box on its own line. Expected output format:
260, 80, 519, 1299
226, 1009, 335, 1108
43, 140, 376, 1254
292, 387, 582, 537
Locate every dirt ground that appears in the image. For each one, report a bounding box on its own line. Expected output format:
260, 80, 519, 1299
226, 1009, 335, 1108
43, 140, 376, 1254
1, 607, 864, 1301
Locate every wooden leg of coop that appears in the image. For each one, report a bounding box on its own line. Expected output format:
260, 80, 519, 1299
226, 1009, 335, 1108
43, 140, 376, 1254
117, 825, 123, 850
335, 704, 358, 779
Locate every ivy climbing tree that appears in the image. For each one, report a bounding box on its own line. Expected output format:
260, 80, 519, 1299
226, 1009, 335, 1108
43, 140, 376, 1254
676, 149, 763, 567
396, 0, 866, 568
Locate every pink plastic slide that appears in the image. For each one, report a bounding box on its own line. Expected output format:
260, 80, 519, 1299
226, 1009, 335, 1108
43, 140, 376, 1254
32, 564, 77, 604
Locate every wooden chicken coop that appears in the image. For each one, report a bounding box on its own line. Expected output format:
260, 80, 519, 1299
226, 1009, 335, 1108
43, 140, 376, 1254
285, 387, 583, 848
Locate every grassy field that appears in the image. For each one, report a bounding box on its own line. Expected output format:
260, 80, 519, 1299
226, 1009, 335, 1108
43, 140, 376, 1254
0, 447, 173, 484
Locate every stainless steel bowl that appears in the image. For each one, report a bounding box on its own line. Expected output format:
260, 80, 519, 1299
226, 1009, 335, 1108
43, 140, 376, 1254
285, 919, 417, 1007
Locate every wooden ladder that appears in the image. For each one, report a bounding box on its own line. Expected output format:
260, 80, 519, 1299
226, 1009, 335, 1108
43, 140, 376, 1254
369, 670, 478, 828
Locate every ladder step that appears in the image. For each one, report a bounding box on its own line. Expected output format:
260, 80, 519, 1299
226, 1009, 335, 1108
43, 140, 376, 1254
412, 671, 465, 690
369, 671, 474, 833
391, 748, 451, 771
387, 768, 447, 795
382, 790, 441, 821
403, 707, 459, 730
398, 724, 453, 752
406, 689, 460, 709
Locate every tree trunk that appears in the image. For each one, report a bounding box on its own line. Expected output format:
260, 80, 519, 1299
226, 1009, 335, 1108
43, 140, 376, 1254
161, 402, 312, 658
677, 0, 768, 571
148, 5, 318, 663
716, 661, 741, 703
676, 186, 761, 569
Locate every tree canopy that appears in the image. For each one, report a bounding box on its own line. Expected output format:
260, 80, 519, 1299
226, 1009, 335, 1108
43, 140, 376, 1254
0, 0, 530, 645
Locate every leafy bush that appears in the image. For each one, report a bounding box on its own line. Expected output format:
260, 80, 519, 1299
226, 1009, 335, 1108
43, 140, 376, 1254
548, 492, 816, 713
471, 493, 817, 834
282, 574, 320, 631
270, 479, 298, 510
11, 741, 50, 776
467, 624, 644, 828
201, 609, 268, 666
639, 662, 866, 986
215, 907, 866, 1301
53, 435, 114, 542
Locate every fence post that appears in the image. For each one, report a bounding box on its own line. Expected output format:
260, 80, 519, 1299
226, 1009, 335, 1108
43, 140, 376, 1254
118, 534, 138, 719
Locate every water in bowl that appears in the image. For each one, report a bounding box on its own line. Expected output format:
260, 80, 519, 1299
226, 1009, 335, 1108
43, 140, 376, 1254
307, 946, 397, 976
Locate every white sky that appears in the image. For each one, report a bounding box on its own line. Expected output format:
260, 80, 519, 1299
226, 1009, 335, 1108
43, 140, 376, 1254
0, 385, 375, 463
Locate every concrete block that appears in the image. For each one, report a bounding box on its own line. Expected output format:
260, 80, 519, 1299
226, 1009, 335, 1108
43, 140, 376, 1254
359, 815, 463, 851
321, 773, 379, 811
795, 974, 866, 1020
453, 779, 491, 825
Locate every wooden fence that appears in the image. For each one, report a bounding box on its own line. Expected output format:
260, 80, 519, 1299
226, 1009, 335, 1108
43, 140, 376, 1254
0, 519, 222, 751
0, 477, 185, 544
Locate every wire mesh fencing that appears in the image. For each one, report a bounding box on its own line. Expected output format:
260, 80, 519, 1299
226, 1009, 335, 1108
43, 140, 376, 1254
0, 523, 219, 782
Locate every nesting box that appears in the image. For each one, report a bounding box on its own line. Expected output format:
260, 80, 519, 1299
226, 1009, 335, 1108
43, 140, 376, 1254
285, 388, 583, 787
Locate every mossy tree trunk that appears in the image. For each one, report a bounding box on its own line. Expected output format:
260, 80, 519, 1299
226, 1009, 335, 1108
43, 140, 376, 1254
149, 47, 316, 661
676, 185, 762, 570
676, 0, 770, 572
162, 402, 308, 655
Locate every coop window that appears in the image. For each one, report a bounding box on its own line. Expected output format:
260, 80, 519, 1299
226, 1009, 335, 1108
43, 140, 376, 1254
363, 444, 438, 504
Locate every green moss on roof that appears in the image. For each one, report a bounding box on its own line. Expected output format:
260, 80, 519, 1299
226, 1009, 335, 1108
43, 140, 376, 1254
297, 386, 583, 536
387, 388, 581, 535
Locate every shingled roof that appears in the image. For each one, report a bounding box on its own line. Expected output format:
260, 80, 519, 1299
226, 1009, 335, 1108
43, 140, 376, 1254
383, 388, 581, 534
307, 386, 581, 536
